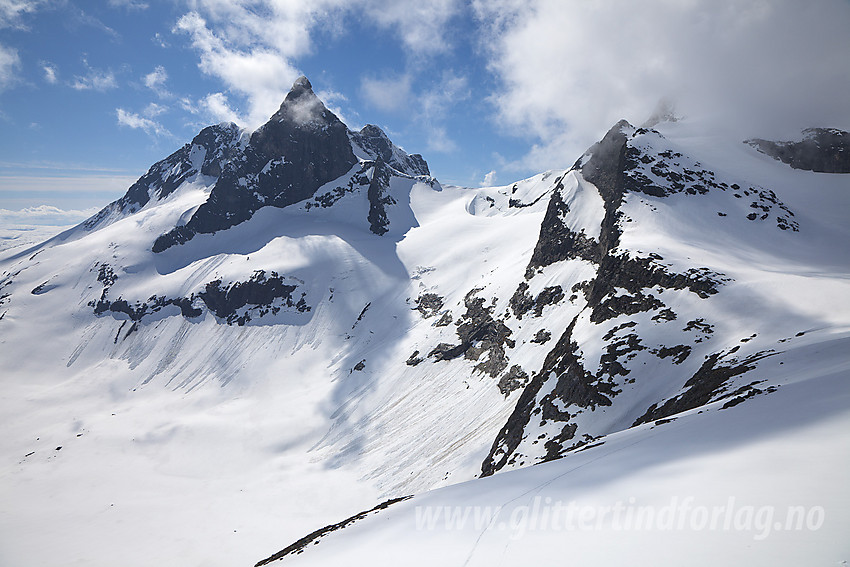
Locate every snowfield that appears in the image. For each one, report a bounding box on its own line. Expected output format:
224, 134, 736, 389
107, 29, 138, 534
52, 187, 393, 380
1, 90, 848, 567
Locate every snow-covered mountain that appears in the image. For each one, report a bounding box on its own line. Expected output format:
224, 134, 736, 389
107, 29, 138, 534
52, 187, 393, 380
1, 79, 848, 567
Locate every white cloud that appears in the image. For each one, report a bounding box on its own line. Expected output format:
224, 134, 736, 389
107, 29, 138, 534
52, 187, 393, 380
424, 124, 457, 153
420, 72, 469, 120
0, 0, 44, 29
142, 102, 167, 118
116, 108, 171, 137
71, 60, 118, 91
0, 175, 137, 194
360, 74, 413, 113
199, 92, 241, 125
360, 0, 461, 55
0, 204, 105, 251
71, 7, 120, 40
153, 32, 169, 48
480, 170, 497, 187
0, 43, 19, 91
419, 72, 470, 153
362, 70, 469, 153
143, 65, 170, 98
174, 10, 304, 128
41, 62, 57, 84
315, 88, 358, 127
475, 0, 850, 172
0, 1, 50, 91
174, 0, 465, 129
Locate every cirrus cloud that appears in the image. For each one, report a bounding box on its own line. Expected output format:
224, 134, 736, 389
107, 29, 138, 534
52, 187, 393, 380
0, 43, 20, 91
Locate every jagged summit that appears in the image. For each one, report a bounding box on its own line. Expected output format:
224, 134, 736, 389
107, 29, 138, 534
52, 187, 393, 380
287, 75, 313, 98
269, 75, 338, 128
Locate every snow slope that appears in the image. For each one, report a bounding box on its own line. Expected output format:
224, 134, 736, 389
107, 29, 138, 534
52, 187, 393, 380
262, 346, 850, 566
1, 81, 848, 567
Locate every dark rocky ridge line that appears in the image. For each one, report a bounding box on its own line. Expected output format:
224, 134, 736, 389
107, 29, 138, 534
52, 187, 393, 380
480, 120, 795, 477
255, 496, 412, 566
632, 347, 777, 426
84, 123, 244, 231
625, 128, 799, 231
366, 157, 396, 235
481, 316, 585, 475
351, 124, 429, 177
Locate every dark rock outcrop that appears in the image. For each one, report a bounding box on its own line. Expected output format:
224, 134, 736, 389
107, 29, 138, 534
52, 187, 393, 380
497, 365, 530, 396
90, 269, 309, 327
414, 293, 444, 318
427, 289, 514, 378
746, 128, 850, 173
142, 78, 431, 252
352, 124, 429, 176
366, 158, 395, 235
632, 348, 777, 426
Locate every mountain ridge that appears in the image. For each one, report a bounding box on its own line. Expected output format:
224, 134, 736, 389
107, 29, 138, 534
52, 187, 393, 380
0, 80, 848, 567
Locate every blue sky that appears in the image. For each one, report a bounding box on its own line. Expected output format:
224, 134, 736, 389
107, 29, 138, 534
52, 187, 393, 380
1, 0, 849, 221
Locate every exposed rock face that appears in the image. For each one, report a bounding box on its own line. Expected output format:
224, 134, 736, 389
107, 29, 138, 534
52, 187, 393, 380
427, 289, 514, 378
414, 293, 444, 318
62, 76, 433, 339
746, 128, 850, 173
134, 77, 432, 253
367, 158, 395, 235
352, 124, 430, 176
632, 347, 777, 426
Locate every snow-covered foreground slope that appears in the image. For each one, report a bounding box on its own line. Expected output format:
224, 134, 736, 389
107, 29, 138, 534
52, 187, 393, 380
1, 79, 848, 567
264, 344, 850, 566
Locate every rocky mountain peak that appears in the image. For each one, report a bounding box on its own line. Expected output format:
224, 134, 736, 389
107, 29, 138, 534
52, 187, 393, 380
269, 75, 335, 128
287, 75, 313, 99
